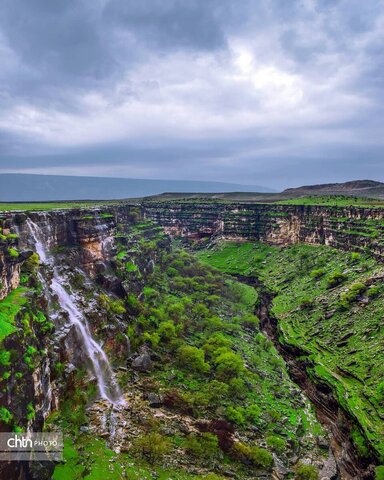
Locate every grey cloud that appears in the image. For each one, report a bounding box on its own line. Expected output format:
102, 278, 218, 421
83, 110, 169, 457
104, 0, 226, 51
0, 0, 383, 189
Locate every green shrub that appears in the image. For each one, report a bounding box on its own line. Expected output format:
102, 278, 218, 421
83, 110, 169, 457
375, 466, 384, 480
157, 321, 176, 341
327, 271, 348, 289
206, 380, 229, 402
232, 442, 273, 469
294, 462, 319, 480
214, 351, 243, 380
203, 475, 226, 480
250, 446, 273, 469
0, 350, 11, 366
125, 262, 138, 272
71, 273, 85, 289
246, 404, 261, 424
339, 282, 366, 308
367, 285, 381, 298
226, 406, 245, 426
299, 297, 313, 309
126, 293, 142, 313
6, 233, 18, 240
177, 345, 210, 374
184, 432, 219, 459
135, 432, 171, 464
240, 313, 259, 330
350, 252, 361, 263
26, 403, 35, 421
266, 435, 286, 453
310, 268, 325, 279
22, 252, 39, 273
109, 299, 126, 315
203, 333, 232, 357
0, 407, 13, 425
7, 248, 19, 257
228, 377, 247, 398
143, 331, 160, 348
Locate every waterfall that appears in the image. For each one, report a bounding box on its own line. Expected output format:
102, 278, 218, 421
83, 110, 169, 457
25, 218, 123, 405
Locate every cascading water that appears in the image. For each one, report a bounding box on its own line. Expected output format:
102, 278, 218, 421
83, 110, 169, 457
25, 218, 123, 405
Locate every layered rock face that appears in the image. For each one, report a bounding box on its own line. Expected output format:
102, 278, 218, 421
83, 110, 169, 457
0, 216, 27, 300
143, 202, 384, 260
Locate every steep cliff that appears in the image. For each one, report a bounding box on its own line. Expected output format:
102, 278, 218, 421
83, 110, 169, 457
143, 202, 384, 260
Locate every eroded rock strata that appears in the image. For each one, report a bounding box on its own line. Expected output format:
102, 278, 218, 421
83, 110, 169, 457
143, 202, 384, 260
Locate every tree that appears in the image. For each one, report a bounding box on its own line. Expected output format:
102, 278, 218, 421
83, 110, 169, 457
177, 345, 210, 374
158, 321, 176, 341
214, 351, 243, 380
203, 333, 232, 358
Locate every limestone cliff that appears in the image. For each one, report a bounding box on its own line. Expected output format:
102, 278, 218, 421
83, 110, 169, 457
143, 202, 384, 260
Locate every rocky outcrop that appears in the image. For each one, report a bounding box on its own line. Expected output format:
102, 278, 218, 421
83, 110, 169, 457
0, 216, 31, 300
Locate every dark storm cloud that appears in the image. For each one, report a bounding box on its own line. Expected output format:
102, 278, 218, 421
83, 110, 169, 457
0, 0, 383, 189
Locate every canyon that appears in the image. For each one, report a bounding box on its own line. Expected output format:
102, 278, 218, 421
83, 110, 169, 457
0, 200, 383, 479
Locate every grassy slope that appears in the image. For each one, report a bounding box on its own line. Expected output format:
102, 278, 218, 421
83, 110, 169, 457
275, 195, 384, 208
53, 437, 204, 480
0, 287, 27, 342
197, 242, 384, 462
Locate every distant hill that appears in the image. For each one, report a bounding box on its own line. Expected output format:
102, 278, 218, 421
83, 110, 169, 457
283, 179, 384, 197
0, 174, 275, 202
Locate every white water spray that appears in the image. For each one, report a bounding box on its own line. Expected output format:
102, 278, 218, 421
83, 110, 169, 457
26, 218, 123, 405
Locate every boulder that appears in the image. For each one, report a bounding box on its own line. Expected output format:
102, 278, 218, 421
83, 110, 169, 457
146, 392, 163, 407
131, 347, 152, 372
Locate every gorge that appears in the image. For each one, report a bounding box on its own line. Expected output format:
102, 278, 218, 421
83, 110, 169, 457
0, 199, 383, 480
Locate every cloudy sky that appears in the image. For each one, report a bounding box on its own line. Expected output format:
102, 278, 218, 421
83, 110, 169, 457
0, 0, 383, 190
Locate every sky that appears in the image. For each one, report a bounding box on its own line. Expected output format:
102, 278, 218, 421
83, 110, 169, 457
0, 0, 383, 190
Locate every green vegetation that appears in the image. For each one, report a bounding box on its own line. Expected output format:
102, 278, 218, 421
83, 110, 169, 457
0, 406, 13, 424
294, 463, 319, 480
184, 432, 219, 459
376, 465, 384, 480
0, 288, 27, 342
198, 241, 384, 462
231, 442, 273, 469
53, 437, 207, 480
135, 432, 171, 464
50, 222, 327, 479
275, 195, 384, 208
7, 247, 19, 257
